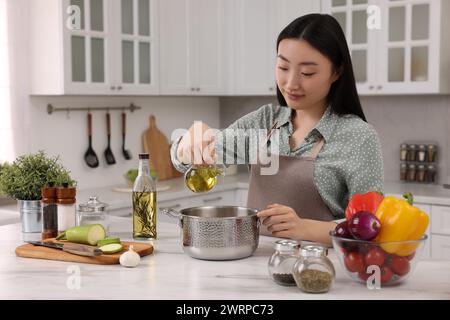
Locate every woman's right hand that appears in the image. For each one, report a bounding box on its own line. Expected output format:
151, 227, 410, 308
176, 121, 217, 166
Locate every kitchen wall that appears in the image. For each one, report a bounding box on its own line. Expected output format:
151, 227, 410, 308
28, 96, 220, 189
219, 96, 450, 184
6, 0, 220, 190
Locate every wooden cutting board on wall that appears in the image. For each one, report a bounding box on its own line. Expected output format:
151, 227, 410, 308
142, 115, 184, 181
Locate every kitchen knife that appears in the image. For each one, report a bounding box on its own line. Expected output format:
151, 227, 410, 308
27, 241, 103, 257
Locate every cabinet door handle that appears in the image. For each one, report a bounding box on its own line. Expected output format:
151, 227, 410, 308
269, 87, 274, 91
110, 86, 116, 90
160, 204, 181, 210
368, 85, 374, 90
203, 196, 223, 203
117, 86, 122, 90
377, 85, 382, 90
196, 87, 200, 92
191, 87, 195, 91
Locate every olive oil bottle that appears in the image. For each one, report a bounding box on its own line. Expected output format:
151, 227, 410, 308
132, 153, 157, 240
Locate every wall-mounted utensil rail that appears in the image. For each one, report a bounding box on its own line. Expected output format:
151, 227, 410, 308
47, 103, 141, 115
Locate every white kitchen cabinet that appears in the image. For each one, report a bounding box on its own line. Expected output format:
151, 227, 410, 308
30, 0, 159, 95
188, 190, 236, 207
159, 0, 228, 95
430, 235, 450, 260
322, 0, 450, 95
232, 0, 321, 96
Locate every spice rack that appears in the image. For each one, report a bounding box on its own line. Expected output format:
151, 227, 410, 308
400, 141, 438, 184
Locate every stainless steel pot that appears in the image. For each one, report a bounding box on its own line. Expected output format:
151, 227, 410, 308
162, 206, 260, 260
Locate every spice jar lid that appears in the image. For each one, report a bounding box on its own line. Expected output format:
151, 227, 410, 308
56, 183, 76, 200
78, 196, 109, 213
274, 239, 300, 252
418, 144, 426, 150
427, 144, 436, 149
300, 245, 328, 258
400, 143, 408, 149
408, 144, 417, 149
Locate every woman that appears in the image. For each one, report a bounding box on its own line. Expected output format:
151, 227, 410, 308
170, 14, 384, 245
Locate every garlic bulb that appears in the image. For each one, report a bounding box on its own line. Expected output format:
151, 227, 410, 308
119, 245, 141, 267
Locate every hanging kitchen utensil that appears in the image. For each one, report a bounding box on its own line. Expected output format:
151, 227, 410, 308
84, 112, 99, 168
104, 111, 116, 165
121, 112, 132, 160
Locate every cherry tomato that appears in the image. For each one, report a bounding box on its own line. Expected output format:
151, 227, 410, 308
380, 266, 394, 284
358, 269, 371, 281
344, 252, 365, 273
390, 256, 411, 276
364, 247, 386, 267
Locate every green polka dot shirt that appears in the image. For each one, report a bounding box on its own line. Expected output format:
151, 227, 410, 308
170, 104, 384, 219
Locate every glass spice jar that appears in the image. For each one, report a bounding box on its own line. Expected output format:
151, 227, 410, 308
400, 143, 408, 161
400, 163, 407, 181
292, 245, 335, 293
77, 196, 110, 235
417, 144, 426, 162
407, 144, 417, 162
268, 240, 301, 286
416, 164, 426, 183
426, 164, 436, 183
407, 164, 417, 182
427, 144, 437, 163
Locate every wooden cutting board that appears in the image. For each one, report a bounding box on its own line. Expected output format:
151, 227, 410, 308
15, 239, 153, 265
142, 115, 184, 181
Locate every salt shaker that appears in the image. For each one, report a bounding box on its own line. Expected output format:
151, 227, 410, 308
293, 245, 335, 293
268, 240, 301, 286
57, 183, 76, 233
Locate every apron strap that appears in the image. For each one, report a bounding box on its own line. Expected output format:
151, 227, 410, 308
310, 138, 325, 159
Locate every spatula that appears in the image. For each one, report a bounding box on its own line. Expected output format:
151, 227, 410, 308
104, 111, 116, 165
84, 112, 99, 168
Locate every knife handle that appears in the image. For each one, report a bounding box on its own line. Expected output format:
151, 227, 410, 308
63, 243, 103, 257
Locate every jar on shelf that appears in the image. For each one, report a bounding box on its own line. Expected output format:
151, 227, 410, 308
77, 196, 110, 235
416, 164, 426, 183
400, 163, 407, 181
426, 164, 437, 183
407, 144, 417, 162
417, 144, 426, 162
400, 143, 408, 161
427, 144, 437, 163
292, 245, 335, 293
407, 164, 416, 182
268, 240, 301, 286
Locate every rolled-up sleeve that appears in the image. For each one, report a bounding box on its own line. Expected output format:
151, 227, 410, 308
170, 104, 273, 172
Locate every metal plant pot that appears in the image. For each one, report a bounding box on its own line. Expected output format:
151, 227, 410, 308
18, 200, 42, 233
162, 205, 260, 261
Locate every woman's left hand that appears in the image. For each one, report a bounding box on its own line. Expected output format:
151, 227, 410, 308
257, 203, 305, 239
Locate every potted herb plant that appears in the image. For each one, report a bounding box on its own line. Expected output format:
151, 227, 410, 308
0, 151, 76, 233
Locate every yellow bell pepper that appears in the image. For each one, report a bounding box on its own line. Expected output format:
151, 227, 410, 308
375, 193, 429, 256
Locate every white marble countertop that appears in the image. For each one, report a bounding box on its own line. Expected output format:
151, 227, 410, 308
1, 216, 450, 300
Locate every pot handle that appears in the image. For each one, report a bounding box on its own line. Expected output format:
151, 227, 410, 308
160, 207, 183, 228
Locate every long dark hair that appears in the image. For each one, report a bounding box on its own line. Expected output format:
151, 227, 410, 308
276, 14, 367, 122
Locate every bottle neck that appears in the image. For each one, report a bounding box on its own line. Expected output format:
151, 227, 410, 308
138, 158, 150, 176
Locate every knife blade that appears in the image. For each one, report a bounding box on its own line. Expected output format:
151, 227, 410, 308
27, 241, 103, 257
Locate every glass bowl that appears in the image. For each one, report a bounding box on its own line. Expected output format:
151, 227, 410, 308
330, 231, 428, 286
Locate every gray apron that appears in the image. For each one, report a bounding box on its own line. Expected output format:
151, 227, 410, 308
247, 120, 335, 236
